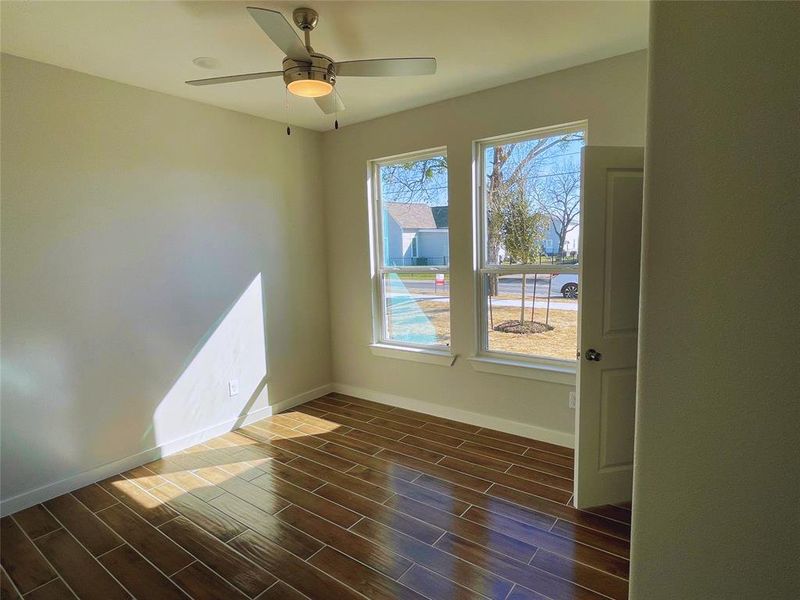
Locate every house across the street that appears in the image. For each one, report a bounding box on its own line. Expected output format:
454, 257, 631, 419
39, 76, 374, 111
383, 202, 449, 266
540, 220, 580, 258
384, 201, 579, 266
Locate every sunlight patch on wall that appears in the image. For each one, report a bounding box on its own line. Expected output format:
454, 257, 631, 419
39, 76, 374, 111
151, 273, 267, 447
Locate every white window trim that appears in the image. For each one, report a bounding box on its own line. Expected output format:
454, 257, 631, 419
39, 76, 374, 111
370, 343, 457, 366
468, 355, 575, 385
368, 146, 454, 360
471, 121, 587, 381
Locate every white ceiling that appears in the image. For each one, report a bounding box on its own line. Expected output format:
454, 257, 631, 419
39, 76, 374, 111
1, 1, 649, 131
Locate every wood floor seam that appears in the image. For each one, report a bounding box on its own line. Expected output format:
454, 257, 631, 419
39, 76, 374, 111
168, 560, 197, 578
27, 518, 132, 599
16, 577, 66, 599
6, 517, 64, 596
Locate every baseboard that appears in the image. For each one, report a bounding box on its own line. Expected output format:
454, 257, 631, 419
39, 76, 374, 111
270, 383, 334, 415
331, 382, 575, 449
0, 379, 572, 515
0, 383, 333, 517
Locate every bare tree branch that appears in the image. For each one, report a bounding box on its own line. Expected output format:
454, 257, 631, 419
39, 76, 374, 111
532, 159, 581, 254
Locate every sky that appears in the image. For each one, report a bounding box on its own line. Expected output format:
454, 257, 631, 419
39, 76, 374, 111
379, 129, 585, 210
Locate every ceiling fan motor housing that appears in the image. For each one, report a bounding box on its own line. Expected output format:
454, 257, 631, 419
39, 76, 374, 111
282, 53, 336, 89
185, 5, 436, 114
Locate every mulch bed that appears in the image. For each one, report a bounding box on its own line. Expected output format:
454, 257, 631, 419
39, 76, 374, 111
493, 320, 554, 335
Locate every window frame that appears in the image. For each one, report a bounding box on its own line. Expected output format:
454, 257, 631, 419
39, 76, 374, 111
368, 147, 452, 355
473, 122, 587, 371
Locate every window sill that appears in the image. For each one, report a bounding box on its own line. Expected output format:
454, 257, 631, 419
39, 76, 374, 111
468, 355, 576, 385
369, 343, 456, 366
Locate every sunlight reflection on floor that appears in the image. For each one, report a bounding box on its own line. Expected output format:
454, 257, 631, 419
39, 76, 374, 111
116, 410, 345, 511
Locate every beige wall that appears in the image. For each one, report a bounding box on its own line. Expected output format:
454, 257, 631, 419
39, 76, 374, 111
631, 3, 799, 598
321, 51, 648, 442
1, 55, 331, 512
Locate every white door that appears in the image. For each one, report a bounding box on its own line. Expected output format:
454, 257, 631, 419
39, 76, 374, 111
574, 146, 644, 509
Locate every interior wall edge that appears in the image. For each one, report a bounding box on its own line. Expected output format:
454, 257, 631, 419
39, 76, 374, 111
332, 382, 575, 449
629, 2, 799, 597
0, 382, 333, 517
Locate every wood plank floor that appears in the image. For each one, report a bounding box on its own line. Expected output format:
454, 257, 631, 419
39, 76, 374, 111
1, 393, 631, 600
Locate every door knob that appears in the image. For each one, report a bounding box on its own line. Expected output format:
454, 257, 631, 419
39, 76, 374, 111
585, 348, 602, 361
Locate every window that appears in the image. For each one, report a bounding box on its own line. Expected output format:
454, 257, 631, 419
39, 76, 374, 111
370, 149, 450, 350
476, 124, 586, 365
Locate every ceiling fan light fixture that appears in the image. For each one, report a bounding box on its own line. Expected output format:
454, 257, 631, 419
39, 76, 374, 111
287, 79, 333, 98
187, 6, 438, 118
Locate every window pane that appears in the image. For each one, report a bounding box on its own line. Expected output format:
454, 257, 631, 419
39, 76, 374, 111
383, 273, 450, 346
379, 155, 448, 267
484, 131, 584, 266
484, 272, 578, 360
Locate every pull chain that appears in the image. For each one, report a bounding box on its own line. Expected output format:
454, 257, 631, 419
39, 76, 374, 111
285, 87, 291, 136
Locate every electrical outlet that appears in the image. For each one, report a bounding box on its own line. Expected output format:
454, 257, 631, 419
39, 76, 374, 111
228, 379, 240, 397
569, 391, 577, 409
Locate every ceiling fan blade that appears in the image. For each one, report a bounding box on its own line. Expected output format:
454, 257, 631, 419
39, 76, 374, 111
247, 7, 311, 62
314, 90, 345, 115
186, 71, 282, 86
334, 57, 436, 77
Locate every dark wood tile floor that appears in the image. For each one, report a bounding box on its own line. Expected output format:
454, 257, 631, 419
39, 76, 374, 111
1, 393, 631, 600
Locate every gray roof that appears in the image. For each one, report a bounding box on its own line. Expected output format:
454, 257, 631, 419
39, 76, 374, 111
385, 203, 448, 229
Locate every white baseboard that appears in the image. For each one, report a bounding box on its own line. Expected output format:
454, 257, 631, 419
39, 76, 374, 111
331, 382, 575, 449
270, 383, 333, 414
1, 380, 573, 515
0, 383, 333, 517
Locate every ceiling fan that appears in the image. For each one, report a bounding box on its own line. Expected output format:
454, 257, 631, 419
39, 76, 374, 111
186, 6, 437, 117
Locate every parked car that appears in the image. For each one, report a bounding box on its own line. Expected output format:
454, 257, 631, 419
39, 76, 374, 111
551, 271, 579, 298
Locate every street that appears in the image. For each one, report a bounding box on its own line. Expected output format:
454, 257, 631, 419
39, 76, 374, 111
387, 277, 578, 303
385, 277, 578, 311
